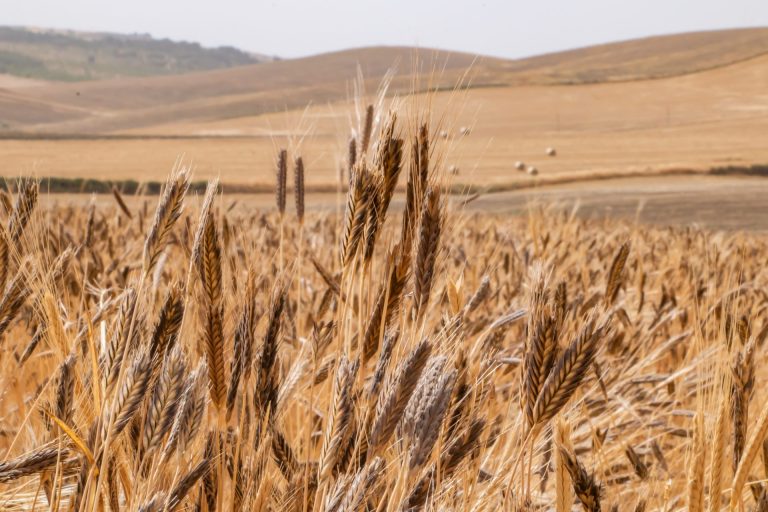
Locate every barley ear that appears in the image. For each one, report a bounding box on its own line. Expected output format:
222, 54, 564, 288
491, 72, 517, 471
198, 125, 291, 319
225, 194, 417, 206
604, 241, 630, 306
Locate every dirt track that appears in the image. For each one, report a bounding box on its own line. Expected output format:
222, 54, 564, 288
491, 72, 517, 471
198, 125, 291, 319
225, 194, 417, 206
462, 175, 768, 231
41, 175, 768, 232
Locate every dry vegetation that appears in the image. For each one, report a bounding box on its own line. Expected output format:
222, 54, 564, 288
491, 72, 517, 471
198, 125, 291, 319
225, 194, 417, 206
1, 101, 768, 512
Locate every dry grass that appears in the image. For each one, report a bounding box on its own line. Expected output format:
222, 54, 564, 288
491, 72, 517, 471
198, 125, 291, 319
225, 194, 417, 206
1, 99, 768, 512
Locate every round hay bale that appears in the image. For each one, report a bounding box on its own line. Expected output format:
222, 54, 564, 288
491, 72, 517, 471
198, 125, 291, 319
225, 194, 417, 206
546, 147, 557, 157
449, 164, 460, 175
526, 166, 538, 176
439, 130, 449, 139
459, 126, 471, 136
514, 161, 526, 171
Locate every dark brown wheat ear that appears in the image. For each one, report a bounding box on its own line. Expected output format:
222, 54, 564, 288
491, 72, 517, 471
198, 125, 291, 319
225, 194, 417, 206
54, 354, 76, 425
111, 185, 133, 219
531, 316, 606, 429
198, 206, 225, 410
108, 350, 151, 440
186, 178, 218, 294
227, 271, 258, 420
360, 104, 375, 155
604, 241, 630, 306
8, 177, 39, 244
340, 163, 372, 267
164, 362, 207, 457
362, 245, 409, 363
255, 276, 288, 416
524, 314, 558, 429
347, 137, 357, 178
318, 356, 358, 483
399, 122, 430, 260
0, 178, 38, 290
148, 285, 184, 366
104, 287, 138, 391
0, 445, 66, 483
294, 156, 305, 223
376, 112, 403, 210
369, 338, 432, 454
559, 446, 603, 512
413, 186, 442, 319
0, 264, 32, 339
276, 149, 287, 216
164, 457, 211, 511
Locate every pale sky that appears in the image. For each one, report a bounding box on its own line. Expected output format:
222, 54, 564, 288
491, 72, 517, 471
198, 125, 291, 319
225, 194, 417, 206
5, 0, 768, 59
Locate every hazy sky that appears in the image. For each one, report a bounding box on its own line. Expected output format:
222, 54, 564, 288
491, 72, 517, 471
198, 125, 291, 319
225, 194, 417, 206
6, 0, 768, 59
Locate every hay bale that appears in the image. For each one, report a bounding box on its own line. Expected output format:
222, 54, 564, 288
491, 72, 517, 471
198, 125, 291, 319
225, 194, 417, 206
526, 166, 538, 176
546, 147, 557, 157
514, 161, 526, 171
449, 164, 460, 175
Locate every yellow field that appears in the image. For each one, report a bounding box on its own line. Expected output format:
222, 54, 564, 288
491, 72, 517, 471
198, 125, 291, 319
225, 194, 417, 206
4, 47, 768, 199
2, 152, 768, 510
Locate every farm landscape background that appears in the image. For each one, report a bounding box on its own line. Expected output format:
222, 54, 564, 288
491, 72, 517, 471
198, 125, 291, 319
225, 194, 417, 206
4, 27, 768, 229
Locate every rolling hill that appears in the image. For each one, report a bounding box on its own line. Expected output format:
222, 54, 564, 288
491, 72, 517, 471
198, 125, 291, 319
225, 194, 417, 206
2, 27, 768, 135
487, 27, 768, 84
0, 46, 493, 133
0, 26, 272, 81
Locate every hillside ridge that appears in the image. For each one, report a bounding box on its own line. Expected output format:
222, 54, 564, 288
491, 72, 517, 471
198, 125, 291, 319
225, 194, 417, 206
0, 25, 274, 81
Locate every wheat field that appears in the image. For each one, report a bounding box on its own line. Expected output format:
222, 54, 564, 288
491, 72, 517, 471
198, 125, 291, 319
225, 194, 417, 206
0, 102, 766, 512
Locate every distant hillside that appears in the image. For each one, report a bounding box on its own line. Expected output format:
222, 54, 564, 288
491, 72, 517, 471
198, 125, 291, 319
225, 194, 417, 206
488, 27, 768, 84
0, 26, 272, 81
4, 28, 768, 134
4, 46, 489, 132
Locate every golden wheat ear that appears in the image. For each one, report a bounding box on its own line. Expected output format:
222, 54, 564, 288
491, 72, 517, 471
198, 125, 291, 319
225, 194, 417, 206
559, 446, 603, 512
362, 245, 409, 363
141, 346, 185, 457
163, 457, 211, 511
226, 272, 258, 420
369, 338, 431, 454
143, 169, 189, 275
